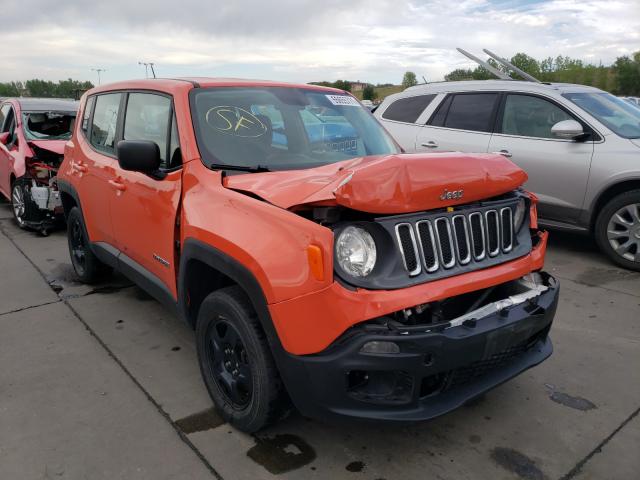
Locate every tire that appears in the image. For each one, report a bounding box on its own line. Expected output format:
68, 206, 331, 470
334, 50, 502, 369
11, 179, 30, 229
595, 190, 640, 271
66, 206, 112, 283
196, 286, 289, 432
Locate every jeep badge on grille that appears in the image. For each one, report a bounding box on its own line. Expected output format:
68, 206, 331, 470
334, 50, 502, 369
440, 189, 464, 201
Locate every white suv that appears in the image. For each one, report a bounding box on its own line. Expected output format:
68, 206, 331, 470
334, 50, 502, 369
375, 80, 640, 270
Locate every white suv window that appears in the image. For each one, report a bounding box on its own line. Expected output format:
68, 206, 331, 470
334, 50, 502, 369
382, 95, 436, 123
429, 93, 499, 132
501, 94, 573, 139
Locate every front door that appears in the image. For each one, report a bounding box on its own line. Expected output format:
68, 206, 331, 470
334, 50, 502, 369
109, 92, 182, 296
488, 93, 595, 223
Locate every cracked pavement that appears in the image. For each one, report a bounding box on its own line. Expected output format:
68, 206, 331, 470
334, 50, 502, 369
0, 200, 638, 480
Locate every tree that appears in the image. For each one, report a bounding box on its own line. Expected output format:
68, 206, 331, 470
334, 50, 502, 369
0, 79, 94, 98
333, 80, 352, 92
509, 53, 540, 79
613, 54, 640, 96
445, 68, 474, 81
362, 84, 377, 101
402, 71, 418, 89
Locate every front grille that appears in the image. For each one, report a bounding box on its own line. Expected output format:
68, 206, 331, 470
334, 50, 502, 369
396, 205, 516, 276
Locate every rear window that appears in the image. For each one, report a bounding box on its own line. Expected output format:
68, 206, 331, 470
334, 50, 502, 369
382, 95, 436, 123
430, 93, 499, 133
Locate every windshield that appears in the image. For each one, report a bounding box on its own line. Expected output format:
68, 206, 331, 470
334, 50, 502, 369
22, 111, 76, 141
562, 92, 640, 139
190, 87, 399, 171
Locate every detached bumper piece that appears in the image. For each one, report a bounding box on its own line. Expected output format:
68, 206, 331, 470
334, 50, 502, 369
280, 273, 558, 422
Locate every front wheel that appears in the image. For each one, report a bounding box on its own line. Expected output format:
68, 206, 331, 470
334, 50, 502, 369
595, 190, 640, 271
11, 180, 29, 229
196, 286, 289, 432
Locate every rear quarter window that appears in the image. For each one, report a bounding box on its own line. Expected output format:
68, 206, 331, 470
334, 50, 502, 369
382, 94, 436, 123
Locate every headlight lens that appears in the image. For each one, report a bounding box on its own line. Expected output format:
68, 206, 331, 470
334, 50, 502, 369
514, 198, 527, 231
335, 226, 377, 277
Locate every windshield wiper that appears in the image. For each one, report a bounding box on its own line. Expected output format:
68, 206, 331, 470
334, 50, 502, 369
208, 163, 271, 173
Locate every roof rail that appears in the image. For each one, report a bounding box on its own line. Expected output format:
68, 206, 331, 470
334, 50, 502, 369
456, 48, 512, 80
482, 49, 541, 83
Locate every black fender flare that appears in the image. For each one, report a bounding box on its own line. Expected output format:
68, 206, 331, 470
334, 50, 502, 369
56, 179, 83, 219
178, 238, 284, 351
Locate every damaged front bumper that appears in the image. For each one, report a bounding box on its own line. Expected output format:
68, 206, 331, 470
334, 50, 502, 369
277, 273, 558, 423
19, 178, 63, 232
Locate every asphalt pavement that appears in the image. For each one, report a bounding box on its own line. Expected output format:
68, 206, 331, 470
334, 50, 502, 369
0, 200, 638, 480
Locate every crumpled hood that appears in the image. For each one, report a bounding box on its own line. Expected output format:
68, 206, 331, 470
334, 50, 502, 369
223, 153, 528, 214
28, 140, 66, 156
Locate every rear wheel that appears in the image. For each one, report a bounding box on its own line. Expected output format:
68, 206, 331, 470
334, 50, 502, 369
66, 206, 112, 283
595, 190, 640, 271
196, 286, 289, 432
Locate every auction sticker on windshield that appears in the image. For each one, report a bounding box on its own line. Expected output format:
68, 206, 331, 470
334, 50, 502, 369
326, 95, 360, 107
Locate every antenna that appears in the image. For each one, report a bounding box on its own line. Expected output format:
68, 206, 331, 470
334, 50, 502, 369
139, 61, 156, 79
482, 49, 541, 83
456, 48, 512, 80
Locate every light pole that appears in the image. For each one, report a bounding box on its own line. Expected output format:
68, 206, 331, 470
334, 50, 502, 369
91, 68, 106, 85
138, 61, 157, 79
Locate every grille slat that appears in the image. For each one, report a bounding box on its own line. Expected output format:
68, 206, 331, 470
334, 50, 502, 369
395, 205, 518, 276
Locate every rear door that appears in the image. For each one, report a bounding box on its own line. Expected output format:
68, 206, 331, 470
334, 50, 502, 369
488, 93, 595, 222
109, 91, 182, 297
416, 92, 500, 153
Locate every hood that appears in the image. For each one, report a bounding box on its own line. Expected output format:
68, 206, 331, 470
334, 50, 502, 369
28, 140, 66, 156
223, 153, 528, 214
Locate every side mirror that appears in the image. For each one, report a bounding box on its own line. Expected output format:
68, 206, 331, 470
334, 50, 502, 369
0, 132, 9, 145
551, 120, 585, 140
116, 140, 161, 174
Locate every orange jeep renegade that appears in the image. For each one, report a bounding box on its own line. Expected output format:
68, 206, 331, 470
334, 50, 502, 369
58, 78, 558, 432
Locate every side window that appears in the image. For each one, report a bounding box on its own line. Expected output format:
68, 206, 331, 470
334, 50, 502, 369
382, 94, 436, 123
91, 93, 122, 154
168, 114, 181, 168
442, 93, 499, 132
428, 95, 453, 127
123, 93, 171, 166
4, 107, 17, 145
501, 94, 575, 139
0, 104, 10, 131
81, 96, 95, 135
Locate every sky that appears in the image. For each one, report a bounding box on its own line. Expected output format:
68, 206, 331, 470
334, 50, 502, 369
0, 0, 638, 85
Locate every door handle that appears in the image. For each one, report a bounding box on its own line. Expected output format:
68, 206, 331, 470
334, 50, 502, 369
108, 179, 126, 192
421, 141, 439, 149
492, 150, 512, 158
71, 162, 88, 173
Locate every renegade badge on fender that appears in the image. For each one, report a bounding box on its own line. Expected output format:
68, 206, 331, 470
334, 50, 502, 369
57, 78, 559, 432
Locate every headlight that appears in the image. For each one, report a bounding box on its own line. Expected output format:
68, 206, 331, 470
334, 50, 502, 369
335, 226, 377, 277
514, 198, 527, 231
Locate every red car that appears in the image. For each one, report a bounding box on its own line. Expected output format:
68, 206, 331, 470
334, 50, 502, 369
0, 98, 78, 234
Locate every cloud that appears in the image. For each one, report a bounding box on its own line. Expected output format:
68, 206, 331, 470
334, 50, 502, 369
0, 0, 638, 84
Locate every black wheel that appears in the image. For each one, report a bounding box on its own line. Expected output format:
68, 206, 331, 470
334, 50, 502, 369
11, 179, 29, 229
66, 206, 112, 283
196, 286, 289, 432
595, 190, 640, 271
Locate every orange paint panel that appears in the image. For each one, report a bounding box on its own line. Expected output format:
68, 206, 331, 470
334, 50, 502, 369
269, 232, 548, 355
225, 152, 527, 214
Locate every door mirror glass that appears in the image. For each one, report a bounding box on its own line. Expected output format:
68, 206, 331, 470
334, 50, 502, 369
117, 140, 161, 174
551, 119, 584, 140
0, 132, 9, 145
